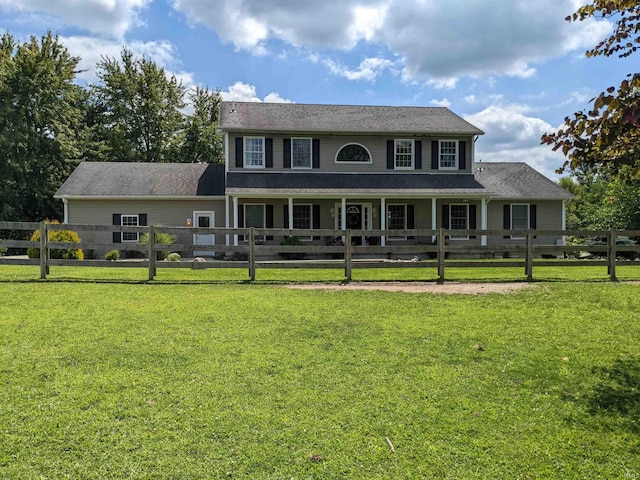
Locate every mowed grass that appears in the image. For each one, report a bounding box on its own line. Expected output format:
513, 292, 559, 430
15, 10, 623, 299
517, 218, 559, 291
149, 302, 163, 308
0, 266, 639, 478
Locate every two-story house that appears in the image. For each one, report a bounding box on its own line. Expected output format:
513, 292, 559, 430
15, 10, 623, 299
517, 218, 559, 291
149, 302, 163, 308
55, 101, 572, 254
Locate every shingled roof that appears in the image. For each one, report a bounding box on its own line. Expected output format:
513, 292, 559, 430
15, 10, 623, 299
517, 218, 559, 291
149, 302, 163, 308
219, 102, 485, 135
55, 162, 225, 197
474, 162, 573, 199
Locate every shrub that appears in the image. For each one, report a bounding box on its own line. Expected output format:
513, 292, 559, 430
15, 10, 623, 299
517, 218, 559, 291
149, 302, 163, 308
27, 221, 84, 260
105, 250, 120, 261
140, 230, 177, 260
279, 236, 305, 260
0, 246, 6, 257
166, 252, 181, 262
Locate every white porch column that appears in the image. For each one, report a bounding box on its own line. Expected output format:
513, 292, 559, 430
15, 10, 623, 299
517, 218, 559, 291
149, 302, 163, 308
561, 199, 568, 246
380, 198, 386, 246
225, 195, 230, 246
288, 197, 294, 233
341, 197, 347, 243
431, 197, 437, 243
481, 198, 488, 246
62, 198, 68, 224
232, 196, 238, 246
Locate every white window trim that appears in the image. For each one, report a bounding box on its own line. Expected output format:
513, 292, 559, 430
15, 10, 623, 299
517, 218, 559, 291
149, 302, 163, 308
449, 203, 469, 240
121, 214, 139, 243
334, 143, 373, 164
439, 139, 459, 171
510, 203, 530, 240
244, 136, 265, 169
387, 204, 407, 241
291, 138, 313, 169
292, 204, 313, 241
394, 139, 414, 170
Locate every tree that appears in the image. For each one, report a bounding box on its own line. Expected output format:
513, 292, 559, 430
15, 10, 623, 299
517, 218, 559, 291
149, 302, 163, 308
0, 32, 83, 221
541, 1, 640, 179
181, 86, 223, 163
91, 49, 187, 163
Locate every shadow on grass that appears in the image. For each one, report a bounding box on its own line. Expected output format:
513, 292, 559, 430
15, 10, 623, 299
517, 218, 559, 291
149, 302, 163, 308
587, 357, 640, 432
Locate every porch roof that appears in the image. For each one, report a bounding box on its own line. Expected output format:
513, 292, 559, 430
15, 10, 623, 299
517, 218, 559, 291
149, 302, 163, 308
226, 172, 488, 197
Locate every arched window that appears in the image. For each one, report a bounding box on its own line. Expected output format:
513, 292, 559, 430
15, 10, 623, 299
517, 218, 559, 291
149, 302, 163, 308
335, 143, 372, 163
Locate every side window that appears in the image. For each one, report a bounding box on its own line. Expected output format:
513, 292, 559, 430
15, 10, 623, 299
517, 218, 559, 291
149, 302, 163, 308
292, 138, 312, 168
121, 214, 139, 242
244, 137, 265, 168
439, 140, 458, 169
394, 139, 414, 169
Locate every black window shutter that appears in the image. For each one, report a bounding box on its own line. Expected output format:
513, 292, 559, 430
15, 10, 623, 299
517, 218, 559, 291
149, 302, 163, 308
283, 139, 291, 168
431, 141, 439, 170
441, 204, 450, 229
469, 205, 476, 239
312, 139, 320, 169
407, 204, 415, 239
266, 204, 274, 240
283, 205, 289, 229
265, 138, 273, 168
313, 204, 320, 239
112, 214, 121, 244
235, 137, 243, 168
138, 214, 147, 226
530, 204, 537, 229
415, 140, 422, 170
458, 141, 466, 170
503, 204, 511, 239
387, 140, 394, 169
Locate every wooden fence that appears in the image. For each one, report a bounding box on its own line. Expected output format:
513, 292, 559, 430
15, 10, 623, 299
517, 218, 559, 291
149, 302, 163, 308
1, 221, 639, 282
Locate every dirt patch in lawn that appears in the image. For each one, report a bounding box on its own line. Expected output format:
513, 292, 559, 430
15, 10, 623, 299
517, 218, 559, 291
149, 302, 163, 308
285, 282, 536, 294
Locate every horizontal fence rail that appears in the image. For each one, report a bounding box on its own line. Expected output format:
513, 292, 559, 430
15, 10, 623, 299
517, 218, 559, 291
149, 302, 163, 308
1, 221, 639, 282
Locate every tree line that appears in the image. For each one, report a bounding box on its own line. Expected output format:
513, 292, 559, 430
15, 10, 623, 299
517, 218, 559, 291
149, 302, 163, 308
0, 32, 223, 222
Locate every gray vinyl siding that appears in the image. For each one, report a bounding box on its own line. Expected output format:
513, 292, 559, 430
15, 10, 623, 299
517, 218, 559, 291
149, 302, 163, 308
228, 134, 474, 174
67, 199, 226, 255
487, 200, 564, 245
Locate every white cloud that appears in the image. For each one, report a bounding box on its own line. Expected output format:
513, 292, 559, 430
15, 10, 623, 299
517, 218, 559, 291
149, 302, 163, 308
264, 92, 293, 103
430, 98, 451, 108
465, 105, 564, 178
0, 0, 149, 38
220, 81, 293, 103
171, 0, 612, 84
325, 57, 396, 82
61, 36, 192, 88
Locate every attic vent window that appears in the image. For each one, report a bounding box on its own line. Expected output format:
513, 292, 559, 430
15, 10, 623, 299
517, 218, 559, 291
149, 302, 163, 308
336, 143, 371, 163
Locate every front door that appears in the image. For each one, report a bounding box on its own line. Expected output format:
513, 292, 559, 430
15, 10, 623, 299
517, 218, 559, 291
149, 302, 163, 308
193, 211, 215, 257
346, 205, 363, 245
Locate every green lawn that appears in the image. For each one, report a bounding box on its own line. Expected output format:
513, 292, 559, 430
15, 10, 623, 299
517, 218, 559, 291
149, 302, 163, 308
1, 265, 639, 478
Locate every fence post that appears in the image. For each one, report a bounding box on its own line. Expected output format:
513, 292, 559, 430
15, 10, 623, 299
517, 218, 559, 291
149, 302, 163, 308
249, 227, 256, 281
526, 230, 534, 281
39, 221, 47, 279
148, 225, 156, 280
609, 228, 617, 281
437, 228, 445, 283
345, 229, 352, 282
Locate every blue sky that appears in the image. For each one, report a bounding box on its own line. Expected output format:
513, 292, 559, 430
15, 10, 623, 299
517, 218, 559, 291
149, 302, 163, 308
0, 0, 628, 178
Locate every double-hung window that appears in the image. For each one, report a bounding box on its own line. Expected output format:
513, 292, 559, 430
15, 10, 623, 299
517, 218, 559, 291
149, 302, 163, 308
449, 204, 469, 240
293, 204, 312, 240
244, 137, 265, 168
510, 204, 529, 239
121, 214, 139, 242
292, 138, 312, 169
388, 204, 407, 240
395, 139, 414, 169
439, 140, 458, 170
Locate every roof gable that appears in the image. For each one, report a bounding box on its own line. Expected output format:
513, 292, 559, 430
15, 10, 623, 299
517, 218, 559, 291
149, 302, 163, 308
219, 102, 484, 135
